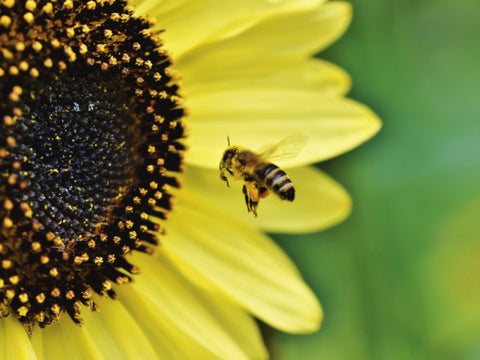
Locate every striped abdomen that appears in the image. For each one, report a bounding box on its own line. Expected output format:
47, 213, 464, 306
256, 163, 295, 201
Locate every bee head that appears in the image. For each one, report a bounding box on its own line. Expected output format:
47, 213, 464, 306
219, 146, 238, 170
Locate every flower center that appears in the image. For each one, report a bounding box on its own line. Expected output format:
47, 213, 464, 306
0, 0, 186, 331
15, 67, 135, 241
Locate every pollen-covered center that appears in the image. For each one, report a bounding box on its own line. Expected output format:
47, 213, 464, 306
0, 0, 185, 330
16, 69, 135, 241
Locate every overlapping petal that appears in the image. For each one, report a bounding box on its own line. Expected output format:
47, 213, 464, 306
135, 0, 327, 58
185, 89, 380, 168
162, 193, 322, 333
179, 165, 351, 233
31, 319, 104, 360
119, 252, 268, 360
1, 317, 37, 360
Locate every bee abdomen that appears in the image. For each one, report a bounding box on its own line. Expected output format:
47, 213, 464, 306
257, 164, 295, 201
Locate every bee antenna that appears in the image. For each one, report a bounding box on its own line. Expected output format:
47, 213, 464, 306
227, 136, 230, 146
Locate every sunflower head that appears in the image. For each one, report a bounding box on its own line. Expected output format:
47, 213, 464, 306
0, 0, 185, 331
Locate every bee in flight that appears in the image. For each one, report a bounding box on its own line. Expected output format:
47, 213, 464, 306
219, 134, 307, 216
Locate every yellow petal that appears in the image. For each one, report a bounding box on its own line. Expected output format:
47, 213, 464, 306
138, 0, 326, 59
0, 316, 37, 360
189, 1, 351, 58
31, 318, 104, 360
118, 252, 267, 360
81, 297, 161, 360
186, 89, 381, 169
179, 55, 351, 97
180, 165, 350, 233
164, 195, 323, 333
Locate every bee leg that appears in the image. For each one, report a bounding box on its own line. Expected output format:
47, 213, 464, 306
242, 182, 260, 216
219, 170, 230, 187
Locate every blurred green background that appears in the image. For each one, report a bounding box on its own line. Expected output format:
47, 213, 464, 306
275, 1, 480, 359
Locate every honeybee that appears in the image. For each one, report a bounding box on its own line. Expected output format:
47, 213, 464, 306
219, 134, 307, 216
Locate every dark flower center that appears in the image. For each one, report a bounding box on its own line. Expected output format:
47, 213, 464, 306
0, 0, 185, 331
16, 68, 135, 241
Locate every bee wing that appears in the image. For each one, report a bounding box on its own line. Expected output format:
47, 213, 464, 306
257, 133, 308, 161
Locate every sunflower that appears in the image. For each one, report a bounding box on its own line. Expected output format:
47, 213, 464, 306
0, 0, 380, 359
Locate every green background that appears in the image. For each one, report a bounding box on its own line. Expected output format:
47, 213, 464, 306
275, 1, 480, 359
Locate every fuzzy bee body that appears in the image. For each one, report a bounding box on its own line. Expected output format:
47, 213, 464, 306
219, 135, 305, 216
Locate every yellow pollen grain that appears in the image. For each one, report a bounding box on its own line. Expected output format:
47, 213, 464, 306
41, 2, 53, 14
86, 0, 95, 9
96, 44, 106, 53
2, 259, 12, 269
104, 29, 113, 38
25, 0, 36, 11
31, 242, 41, 252
40, 255, 49, 264
8, 92, 20, 102
32, 41, 43, 52
0, 15, 11, 27
94, 256, 103, 265
110, 12, 120, 21
2, 49, 13, 59
17, 306, 28, 317
20, 202, 32, 217
82, 290, 91, 299
0, 279, 4, 288
51, 304, 60, 314
44, 58, 53, 68
34, 312, 45, 322
19, 61, 29, 71
9, 66, 19, 76
62, 0, 73, 10
49, 267, 59, 277
23, 12, 34, 24
36, 293, 46, 303
4, 199, 13, 210
15, 42, 25, 52
79, 43, 88, 54
51, 39, 61, 49
58, 61, 67, 70
19, 293, 29, 303
0, 68, 4, 77
66, 290, 74, 300
7, 175, 16, 185
3, 217, 13, 228
30, 67, 40, 77
107, 254, 115, 263
1, 0, 15, 8
51, 288, 61, 297
9, 275, 19, 285
66, 27, 75, 38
